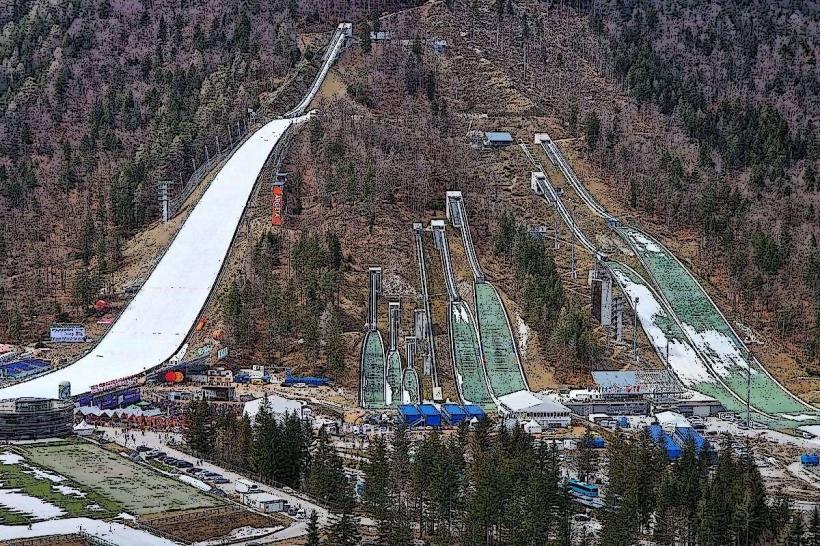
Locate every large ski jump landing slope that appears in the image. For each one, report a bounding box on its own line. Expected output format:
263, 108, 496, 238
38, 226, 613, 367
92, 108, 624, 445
0, 118, 297, 399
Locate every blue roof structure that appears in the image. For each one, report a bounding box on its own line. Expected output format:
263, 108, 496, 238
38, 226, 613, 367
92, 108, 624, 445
801, 454, 819, 466
418, 404, 442, 427
0, 358, 49, 379
463, 405, 487, 420
441, 404, 468, 425
675, 427, 707, 453
484, 132, 514, 145
398, 405, 423, 427
649, 424, 682, 460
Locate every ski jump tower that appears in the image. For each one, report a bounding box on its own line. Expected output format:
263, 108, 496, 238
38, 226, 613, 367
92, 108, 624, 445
385, 301, 403, 405
360, 267, 386, 408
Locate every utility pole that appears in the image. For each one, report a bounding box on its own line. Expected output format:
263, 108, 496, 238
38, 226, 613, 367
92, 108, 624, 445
633, 297, 639, 363
746, 348, 752, 429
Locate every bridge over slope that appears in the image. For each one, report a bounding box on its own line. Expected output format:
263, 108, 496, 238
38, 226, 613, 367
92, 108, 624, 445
0, 24, 351, 400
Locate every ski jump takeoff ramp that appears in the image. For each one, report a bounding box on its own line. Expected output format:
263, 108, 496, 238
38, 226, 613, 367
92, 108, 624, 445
531, 132, 820, 427
431, 220, 495, 409
446, 191, 529, 398
1, 24, 352, 400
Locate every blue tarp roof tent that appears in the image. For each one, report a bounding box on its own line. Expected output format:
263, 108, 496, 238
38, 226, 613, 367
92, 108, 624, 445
649, 424, 682, 460
463, 405, 487, 420
0, 358, 49, 379
418, 404, 442, 427
441, 404, 468, 425
398, 405, 423, 427
675, 426, 707, 453
801, 454, 819, 466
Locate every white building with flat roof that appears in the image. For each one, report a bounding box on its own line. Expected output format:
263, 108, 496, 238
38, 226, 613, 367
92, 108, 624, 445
498, 390, 572, 429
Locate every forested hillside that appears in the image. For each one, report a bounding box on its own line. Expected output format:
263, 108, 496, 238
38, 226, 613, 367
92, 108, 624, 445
0, 0, 417, 341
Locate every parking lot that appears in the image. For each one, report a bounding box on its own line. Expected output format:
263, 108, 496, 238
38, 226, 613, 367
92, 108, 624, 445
97, 427, 367, 541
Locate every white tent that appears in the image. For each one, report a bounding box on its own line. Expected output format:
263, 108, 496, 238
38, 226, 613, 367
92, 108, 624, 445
243, 394, 303, 423
523, 419, 542, 434
73, 420, 94, 436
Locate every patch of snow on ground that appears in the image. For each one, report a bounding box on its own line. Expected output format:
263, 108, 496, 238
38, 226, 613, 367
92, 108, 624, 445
0, 452, 23, 465
681, 326, 754, 379
0, 517, 181, 545
385, 381, 394, 406
22, 465, 66, 483
86, 504, 105, 511
629, 231, 662, 253
177, 475, 210, 491
0, 488, 65, 520
783, 414, 816, 422
53, 485, 86, 498
611, 268, 713, 386
117, 512, 137, 520
516, 315, 529, 357
193, 525, 283, 544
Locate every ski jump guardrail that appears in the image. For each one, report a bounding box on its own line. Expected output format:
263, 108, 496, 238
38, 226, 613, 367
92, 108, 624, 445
536, 134, 614, 221
431, 220, 460, 302
284, 23, 351, 118
385, 301, 402, 406
413, 224, 439, 388
0, 24, 351, 400
618, 227, 819, 419
360, 267, 387, 408
446, 192, 485, 282
521, 141, 597, 253
445, 192, 529, 397
431, 220, 495, 408
403, 336, 421, 404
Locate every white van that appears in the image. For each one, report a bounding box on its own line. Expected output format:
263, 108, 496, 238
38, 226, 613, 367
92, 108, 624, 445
235, 478, 260, 494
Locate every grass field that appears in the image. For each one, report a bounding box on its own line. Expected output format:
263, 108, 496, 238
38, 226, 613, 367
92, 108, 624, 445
0, 449, 121, 525
19, 442, 223, 515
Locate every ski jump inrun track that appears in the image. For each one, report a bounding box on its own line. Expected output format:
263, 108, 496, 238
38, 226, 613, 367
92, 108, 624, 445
526, 134, 820, 428
0, 23, 353, 400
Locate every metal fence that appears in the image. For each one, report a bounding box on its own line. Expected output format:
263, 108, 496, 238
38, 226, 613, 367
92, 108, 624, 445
167, 120, 252, 219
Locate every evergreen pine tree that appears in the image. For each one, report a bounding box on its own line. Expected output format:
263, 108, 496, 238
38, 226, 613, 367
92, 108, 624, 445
306, 510, 321, 546
362, 436, 391, 528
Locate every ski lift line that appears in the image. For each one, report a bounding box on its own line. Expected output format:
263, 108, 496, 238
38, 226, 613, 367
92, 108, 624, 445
413, 226, 439, 388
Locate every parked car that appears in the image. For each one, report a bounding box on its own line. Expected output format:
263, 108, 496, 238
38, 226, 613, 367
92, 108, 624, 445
135, 445, 152, 452
210, 477, 230, 484
175, 460, 194, 469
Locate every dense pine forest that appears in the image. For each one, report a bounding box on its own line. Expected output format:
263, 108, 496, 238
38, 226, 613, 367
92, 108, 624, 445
184, 399, 816, 545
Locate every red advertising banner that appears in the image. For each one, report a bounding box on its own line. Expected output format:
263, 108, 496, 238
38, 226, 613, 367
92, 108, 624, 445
272, 185, 284, 226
